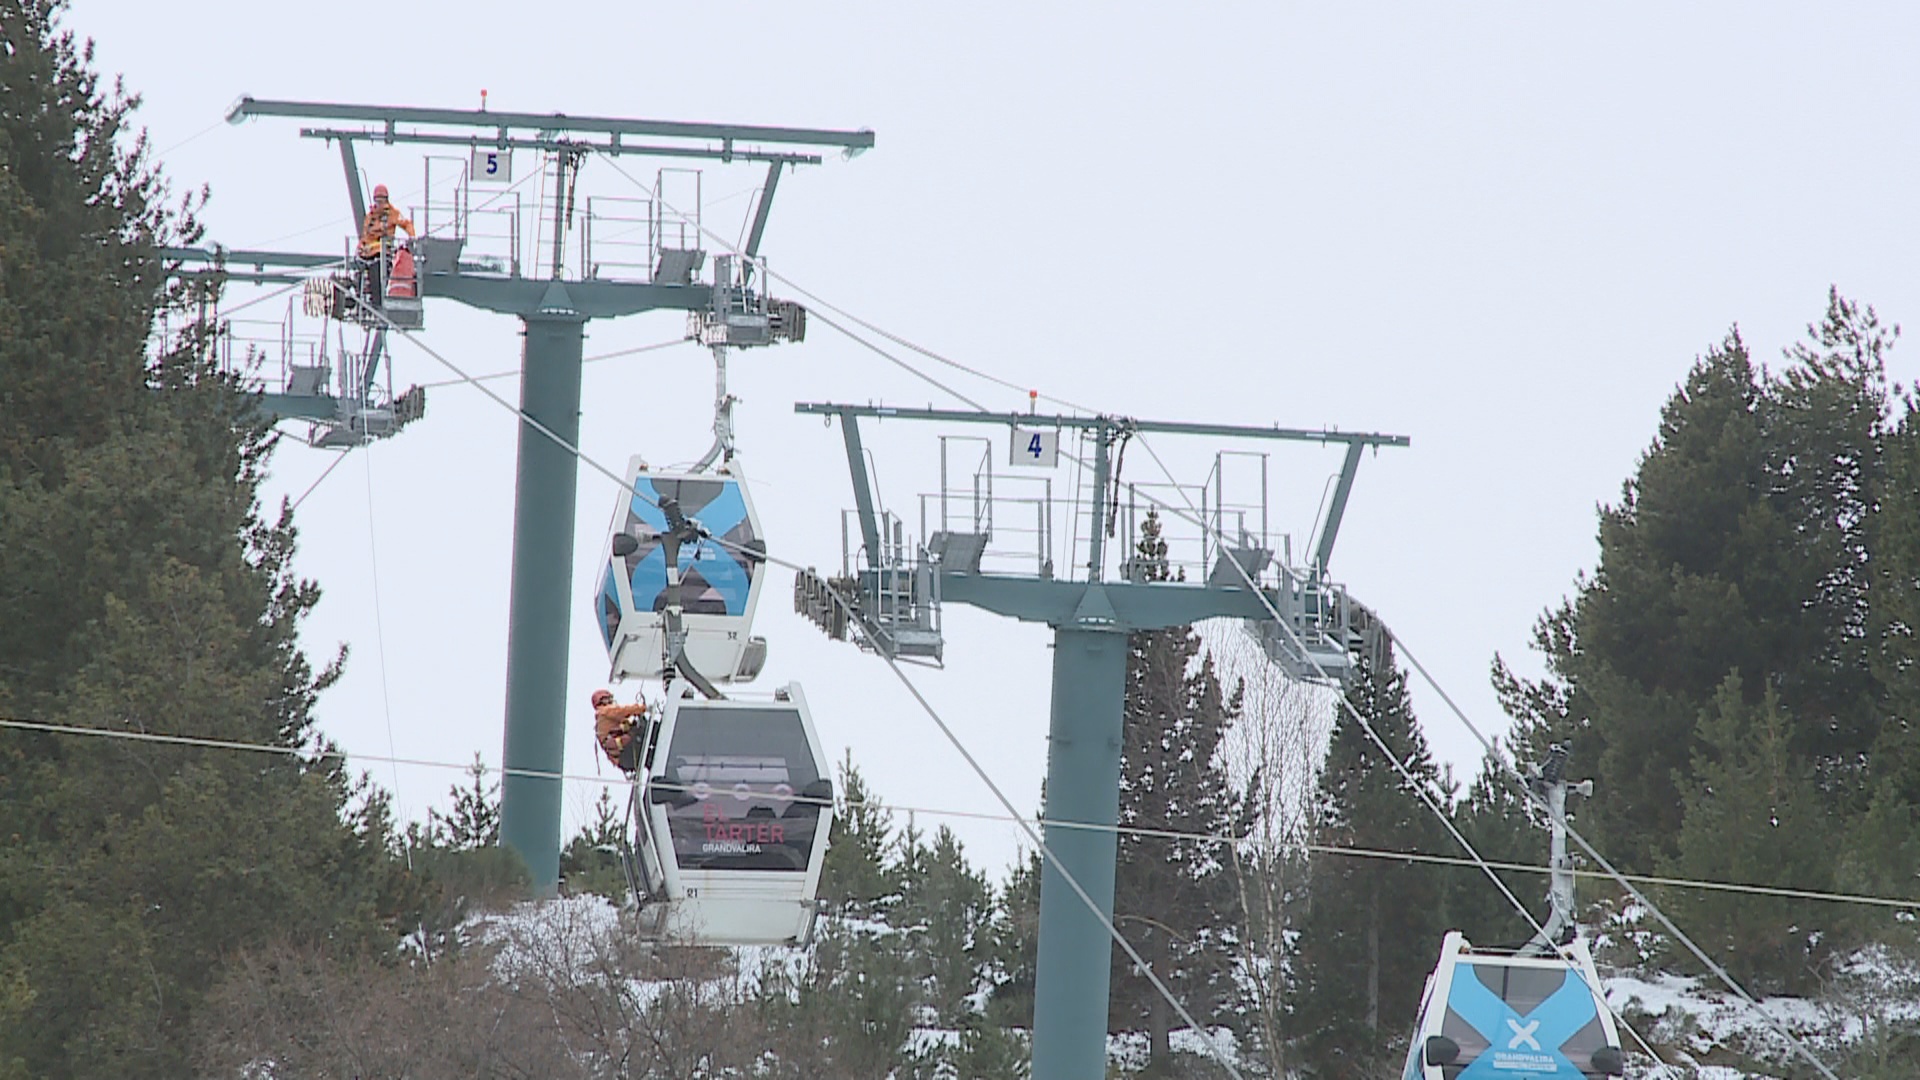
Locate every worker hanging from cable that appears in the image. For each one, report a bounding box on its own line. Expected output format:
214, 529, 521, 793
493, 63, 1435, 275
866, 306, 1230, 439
356, 183, 415, 310
591, 688, 649, 773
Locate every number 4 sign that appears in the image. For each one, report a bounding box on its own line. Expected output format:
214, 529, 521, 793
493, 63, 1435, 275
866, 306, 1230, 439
1010, 425, 1059, 467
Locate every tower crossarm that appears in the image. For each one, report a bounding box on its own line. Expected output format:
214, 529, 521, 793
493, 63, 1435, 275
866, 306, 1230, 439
227, 97, 875, 162
794, 402, 1410, 450
161, 245, 343, 285
296, 127, 825, 166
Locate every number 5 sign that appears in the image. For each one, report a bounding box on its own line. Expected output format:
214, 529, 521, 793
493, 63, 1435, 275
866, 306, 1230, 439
1010, 425, 1059, 467
470, 148, 512, 183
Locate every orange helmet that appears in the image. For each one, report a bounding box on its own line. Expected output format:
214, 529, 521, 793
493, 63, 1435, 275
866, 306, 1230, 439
372, 183, 390, 200
591, 689, 615, 707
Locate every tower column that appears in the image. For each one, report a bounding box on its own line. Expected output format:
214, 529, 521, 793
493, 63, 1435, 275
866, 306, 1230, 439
499, 313, 587, 892
1031, 625, 1130, 1080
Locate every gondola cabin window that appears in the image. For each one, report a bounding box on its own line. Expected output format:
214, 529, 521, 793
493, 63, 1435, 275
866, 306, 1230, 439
660, 707, 823, 873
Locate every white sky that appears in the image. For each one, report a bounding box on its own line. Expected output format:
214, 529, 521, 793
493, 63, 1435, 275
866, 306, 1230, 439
70, 1, 1920, 879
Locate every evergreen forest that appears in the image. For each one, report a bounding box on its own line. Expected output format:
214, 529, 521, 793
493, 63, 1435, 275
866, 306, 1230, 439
1, 2, 1916, 1076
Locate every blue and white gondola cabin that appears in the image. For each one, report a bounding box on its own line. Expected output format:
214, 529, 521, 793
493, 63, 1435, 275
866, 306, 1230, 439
1405, 933, 1626, 1079
628, 686, 834, 945
596, 458, 769, 684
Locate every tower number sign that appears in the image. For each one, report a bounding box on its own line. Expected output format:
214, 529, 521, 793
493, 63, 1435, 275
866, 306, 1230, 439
1010, 424, 1059, 467
470, 148, 512, 183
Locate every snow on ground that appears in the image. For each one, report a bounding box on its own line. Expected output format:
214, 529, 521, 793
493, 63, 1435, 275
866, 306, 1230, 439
458, 896, 1914, 1078
476, 893, 626, 980
1606, 970, 1822, 1075
1106, 1026, 1241, 1072
1603, 944, 1920, 1079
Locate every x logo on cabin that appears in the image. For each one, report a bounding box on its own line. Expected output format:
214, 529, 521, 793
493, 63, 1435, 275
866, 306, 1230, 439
1447, 963, 1598, 1077
620, 476, 758, 616
1506, 1017, 1542, 1051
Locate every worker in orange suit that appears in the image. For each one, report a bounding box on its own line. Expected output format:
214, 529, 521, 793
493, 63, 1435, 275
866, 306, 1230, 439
592, 688, 649, 772
355, 183, 415, 304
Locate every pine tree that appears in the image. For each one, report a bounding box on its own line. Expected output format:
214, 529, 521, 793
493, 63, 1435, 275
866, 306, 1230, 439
759, 913, 922, 1077
1108, 510, 1253, 1075
988, 848, 1044, 1029
1868, 392, 1920, 809
1664, 676, 1835, 994
897, 824, 998, 1027
1499, 332, 1776, 868
558, 785, 629, 902
1293, 643, 1450, 1077
410, 758, 527, 939
760, 802, 923, 1077
818, 751, 897, 916
1499, 302, 1898, 871
1852, 382, 1920, 947
760, 764, 1027, 1077
0, 7, 409, 1072
1444, 744, 1548, 949
431, 753, 502, 850
1215, 635, 1326, 1077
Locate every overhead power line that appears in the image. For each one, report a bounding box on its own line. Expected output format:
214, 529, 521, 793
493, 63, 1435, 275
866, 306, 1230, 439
7, 716, 1914, 914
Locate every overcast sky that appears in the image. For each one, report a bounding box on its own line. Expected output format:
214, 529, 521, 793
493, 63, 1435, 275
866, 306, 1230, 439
69, 1, 1920, 879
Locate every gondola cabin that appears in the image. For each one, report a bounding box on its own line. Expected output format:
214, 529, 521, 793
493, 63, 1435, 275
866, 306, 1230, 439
1404, 933, 1625, 1079
628, 686, 833, 945
596, 458, 768, 684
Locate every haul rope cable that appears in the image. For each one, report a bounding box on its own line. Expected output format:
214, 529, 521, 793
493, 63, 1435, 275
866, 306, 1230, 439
1390, 628, 1849, 1080
418, 338, 686, 389
604, 154, 1168, 582
596, 156, 1096, 417
188, 198, 1178, 1024
378, 312, 1254, 1080
5, 713, 1913, 913
200, 164, 1842, 1070
807, 308, 985, 409
356, 302, 1252, 1080
595, 161, 1398, 598
1123, 431, 1671, 1072
364, 270, 1792, 1078
393, 175, 1844, 1072
776, 270, 1861, 1075
153, 119, 225, 157
738, 292, 1655, 1064
289, 450, 350, 511
1133, 425, 1847, 1078
751, 260, 1854, 1076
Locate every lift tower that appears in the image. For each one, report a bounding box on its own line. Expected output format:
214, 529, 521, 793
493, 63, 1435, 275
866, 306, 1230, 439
190, 99, 872, 891
794, 403, 1406, 1079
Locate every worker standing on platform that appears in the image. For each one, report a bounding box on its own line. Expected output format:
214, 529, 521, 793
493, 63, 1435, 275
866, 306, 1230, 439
592, 688, 649, 773
356, 183, 415, 304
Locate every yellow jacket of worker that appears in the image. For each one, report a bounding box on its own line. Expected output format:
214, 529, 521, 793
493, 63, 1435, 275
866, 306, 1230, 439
358, 190, 415, 258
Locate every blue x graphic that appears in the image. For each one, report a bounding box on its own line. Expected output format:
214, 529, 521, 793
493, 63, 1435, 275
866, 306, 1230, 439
624, 478, 755, 615
1450, 963, 1596, 1077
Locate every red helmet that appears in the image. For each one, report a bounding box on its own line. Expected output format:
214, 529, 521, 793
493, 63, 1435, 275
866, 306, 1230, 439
591, 689, 614, 706
372, 183, 390, 199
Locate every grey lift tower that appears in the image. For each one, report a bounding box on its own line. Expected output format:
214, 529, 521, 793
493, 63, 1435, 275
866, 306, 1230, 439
793, 403, 1406, 1079
169, 98, 872, 891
